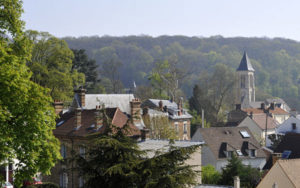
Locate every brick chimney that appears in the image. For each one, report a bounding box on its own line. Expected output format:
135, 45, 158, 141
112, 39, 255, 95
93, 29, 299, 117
261, 103, 265, 110
270, 102, 275, 110
75, 108, 82, 130
74, 87, 86, 108
95, 105, 103, 129
130, 98, 141, 123
53, 100, 64, 115
178, 97, 183, 116
159, 100, 163, 111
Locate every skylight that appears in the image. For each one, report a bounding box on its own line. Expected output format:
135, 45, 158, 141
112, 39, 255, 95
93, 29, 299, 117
236, 150, 243, 156
240, 130, 250, 138
282, 150, 292, 159
56, 120, 65, 127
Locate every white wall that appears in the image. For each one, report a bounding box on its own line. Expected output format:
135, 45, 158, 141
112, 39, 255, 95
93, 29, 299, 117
276, 116, 300, 134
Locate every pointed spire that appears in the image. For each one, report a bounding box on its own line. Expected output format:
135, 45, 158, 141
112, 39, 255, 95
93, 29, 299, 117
237, 52, 255, 72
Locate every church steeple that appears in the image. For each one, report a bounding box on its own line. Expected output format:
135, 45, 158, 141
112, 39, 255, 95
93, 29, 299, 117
236, 52, 255, 108
237, 52, 255, 72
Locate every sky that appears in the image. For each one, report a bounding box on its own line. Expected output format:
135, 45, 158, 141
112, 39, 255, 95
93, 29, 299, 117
22, 0, 300, 41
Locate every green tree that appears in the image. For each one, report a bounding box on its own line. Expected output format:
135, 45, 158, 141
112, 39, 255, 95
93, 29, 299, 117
101, 58, 123, 93
0, 0, 60, 186
202, 165, 221, 184
76, 114, 199, 188
72, 49, 104, 93
220, 154, 261, 188
25, 30, 85, 101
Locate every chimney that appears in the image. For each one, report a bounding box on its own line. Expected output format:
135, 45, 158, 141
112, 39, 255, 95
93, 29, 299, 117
261, 103, 265, 110
75, 108, 82, 129
290, 109, 297, 117
236, 104, 241, 110
178, 97, 183, 116
75, 87, 86, 108
95, 105, 103, 129
141, 128, 150, 141
159, 100, 163, 111
249, 111, 253, 119
53, 100, 64, 115
234, 176, 240, 188
163, 105, 168, 112
272, 153, 282, 165
270, 102, 275, 110
142, 107, 149, 116
130, 98, 141, 123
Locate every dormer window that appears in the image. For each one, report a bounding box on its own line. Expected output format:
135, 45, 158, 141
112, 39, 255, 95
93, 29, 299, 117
292, 123, 296, 130
249, 149, 256, 157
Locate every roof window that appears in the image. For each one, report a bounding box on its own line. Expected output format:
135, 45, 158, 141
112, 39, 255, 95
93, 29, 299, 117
240, 130, 250, 138
57, 120, 65, 127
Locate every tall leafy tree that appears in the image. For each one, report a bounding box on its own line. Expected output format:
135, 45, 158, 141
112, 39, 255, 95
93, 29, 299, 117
25, 30, 85, 101
0, 0, 60, 186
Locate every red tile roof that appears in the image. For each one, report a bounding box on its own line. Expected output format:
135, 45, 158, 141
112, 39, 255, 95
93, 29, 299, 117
54, 108, 140, 138
243, 107, 289, 115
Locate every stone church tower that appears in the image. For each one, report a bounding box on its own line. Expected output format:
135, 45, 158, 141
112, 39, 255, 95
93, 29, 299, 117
236, 52, 255, 108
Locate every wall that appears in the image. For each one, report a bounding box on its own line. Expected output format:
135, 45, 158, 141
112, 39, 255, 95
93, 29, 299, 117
185, 146, 202, 184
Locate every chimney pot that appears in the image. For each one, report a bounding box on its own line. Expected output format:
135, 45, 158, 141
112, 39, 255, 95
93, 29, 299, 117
234, 176, 240, 188
75, 88, 86, 107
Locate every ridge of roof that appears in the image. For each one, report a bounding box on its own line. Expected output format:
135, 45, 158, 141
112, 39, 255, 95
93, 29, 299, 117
237, 52, 255, 72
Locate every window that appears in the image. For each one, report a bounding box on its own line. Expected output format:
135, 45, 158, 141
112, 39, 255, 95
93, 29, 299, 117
240, 130, 250, 138
61, 144, 67, 159
174, 123, 179, 133
60, 173, 68, 188
241, 75, 246, 88
236, 150, 243, 156
79, 147, 85, 158
249, 149, 256, 157
292, 123, 296, 130
227, 151, 233, 158
183, 122, 187, 134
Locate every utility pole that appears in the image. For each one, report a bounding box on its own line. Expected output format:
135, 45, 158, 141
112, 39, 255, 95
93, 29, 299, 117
264, 108, 270, 146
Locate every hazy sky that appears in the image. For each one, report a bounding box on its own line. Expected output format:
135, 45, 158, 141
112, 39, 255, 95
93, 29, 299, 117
22, 0, 300, 41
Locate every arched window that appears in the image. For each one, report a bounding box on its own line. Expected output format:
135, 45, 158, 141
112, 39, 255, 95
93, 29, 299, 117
241, 75, 246, 88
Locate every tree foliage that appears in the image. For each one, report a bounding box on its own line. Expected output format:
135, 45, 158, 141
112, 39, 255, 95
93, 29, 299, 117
220, 154, 261, 188
202, 164, 221, 184
76, 116, 199, 188
25, 30, 85, 101
0, 1, 60, 186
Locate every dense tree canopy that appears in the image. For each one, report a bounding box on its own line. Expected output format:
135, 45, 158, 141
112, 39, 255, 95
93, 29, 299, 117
64, 35, 300, 110
0, 0, 60, 186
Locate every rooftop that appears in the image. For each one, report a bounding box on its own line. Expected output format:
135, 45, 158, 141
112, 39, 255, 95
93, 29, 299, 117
236, 52, 255, 72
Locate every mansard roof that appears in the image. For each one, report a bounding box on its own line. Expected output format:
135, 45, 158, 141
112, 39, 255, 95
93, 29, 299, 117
237, 52, 255, 72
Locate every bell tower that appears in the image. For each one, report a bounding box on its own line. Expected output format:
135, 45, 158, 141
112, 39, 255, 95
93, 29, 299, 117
236, 52, 255, 108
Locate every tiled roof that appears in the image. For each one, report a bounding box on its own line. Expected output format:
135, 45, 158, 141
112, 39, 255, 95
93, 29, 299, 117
54, 108, 140, 138
192, 127, 266, 159
277, 159, 300, 186
236, 52, 255, 72
251, 114, 278, 130
243, 107, 289, 115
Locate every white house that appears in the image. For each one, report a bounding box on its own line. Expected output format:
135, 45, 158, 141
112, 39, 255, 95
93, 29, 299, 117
276, 116, 300, 135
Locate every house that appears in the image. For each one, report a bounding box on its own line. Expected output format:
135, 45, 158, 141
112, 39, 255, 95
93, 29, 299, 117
227, 106, 278, 146
44, 96, 143, 188
142, 98, 192, 140
192, 127, 266, 172
276, 116, 300, 135
263, 133, 300, 170
257, 159, 300, 188
138, 139, 204, 184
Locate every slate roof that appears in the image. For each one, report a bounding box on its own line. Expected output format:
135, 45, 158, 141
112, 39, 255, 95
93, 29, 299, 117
236, 52, 255, 72
192, 127, 266, 159
138, 140, 204, 158
74, 94, 135, 115
54, 107, 140, 138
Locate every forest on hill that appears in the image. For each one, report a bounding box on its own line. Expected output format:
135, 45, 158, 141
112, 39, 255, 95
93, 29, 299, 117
63, 35, 300, 110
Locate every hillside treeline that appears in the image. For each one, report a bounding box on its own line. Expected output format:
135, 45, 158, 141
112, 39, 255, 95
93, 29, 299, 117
63, 35, 300, 110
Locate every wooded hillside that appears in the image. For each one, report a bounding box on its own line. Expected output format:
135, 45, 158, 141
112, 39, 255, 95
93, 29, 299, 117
64, 35, 300, 110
